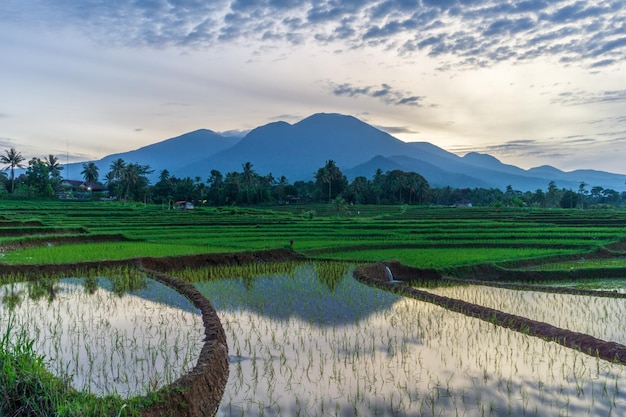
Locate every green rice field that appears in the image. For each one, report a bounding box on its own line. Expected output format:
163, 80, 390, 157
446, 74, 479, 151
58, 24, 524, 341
2, 200, 626, 416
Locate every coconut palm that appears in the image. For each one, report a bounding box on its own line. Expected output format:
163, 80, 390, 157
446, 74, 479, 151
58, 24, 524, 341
241, 162, 256, 204
81, 162, 99, 184
316, 160, 342, 202
350, 176, 369, 204
109, 158, 126, 182
44, 154, 64, 180
0, 147, 25, 193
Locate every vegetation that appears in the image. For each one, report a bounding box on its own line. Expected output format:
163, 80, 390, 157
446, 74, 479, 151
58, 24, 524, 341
0, 317, 142, 416
2, 193, 626, 415
2, 146, 625, 209
1, 202, 625, 265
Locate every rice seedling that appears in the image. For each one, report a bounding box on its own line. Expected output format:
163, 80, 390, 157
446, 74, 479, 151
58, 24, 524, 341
0, 275, 204, 398
418, 284, 626, 345
194, 262, 626, 416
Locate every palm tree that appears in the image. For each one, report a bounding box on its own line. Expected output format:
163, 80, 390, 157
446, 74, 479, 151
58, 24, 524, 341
405, 172, 429, 205
241, 162, 255, 204
578, 181, 587, 210
316, 160, 342, 202
109, 158, 126, 182
122, 163, 152, 200
350, 176, 368, 204
81, 162, 99, 184
0, 148, 25, 193
44, 154, 63, 179
207, 169, 223, 205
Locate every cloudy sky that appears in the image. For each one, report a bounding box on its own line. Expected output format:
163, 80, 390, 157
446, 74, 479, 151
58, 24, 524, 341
1, 0, 625, 175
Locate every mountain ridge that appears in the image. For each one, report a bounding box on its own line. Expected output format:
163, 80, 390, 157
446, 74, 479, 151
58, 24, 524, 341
63, 113, 626, 192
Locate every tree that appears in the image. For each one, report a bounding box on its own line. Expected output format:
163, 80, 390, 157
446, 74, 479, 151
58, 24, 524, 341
207, 169, 224, 205
194, 176, 207, 204
371, 168, 385, 204
81, 162, 99, 184
315, 160, 343, 202
0, 148, 26, 193
385, 170, 406, 203
24, 157, 53, 197
547, 181, 559, 208
241, 162, 256, 204
109, 158, 126, 182
151, 169, 175, 204
589, 186, 604, 206
405, 172, 430, 205
121, 163, 152, 201
560, 189, 578, 209
223, 172, 242, 204
578, 181, 587, 210
0, 171, 8, 193
174, 177, 196, 202
44, 154, 63, 180
350, 176, 369, 204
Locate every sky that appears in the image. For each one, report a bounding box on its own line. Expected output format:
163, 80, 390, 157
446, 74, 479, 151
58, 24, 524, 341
1, 0, 625, 175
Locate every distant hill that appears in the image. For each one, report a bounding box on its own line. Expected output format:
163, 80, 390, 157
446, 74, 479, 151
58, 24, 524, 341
63, 113, 626, 192
64, 129, 239, 180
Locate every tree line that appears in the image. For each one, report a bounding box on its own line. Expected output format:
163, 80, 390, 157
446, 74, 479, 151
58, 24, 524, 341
1, 147, 625, 209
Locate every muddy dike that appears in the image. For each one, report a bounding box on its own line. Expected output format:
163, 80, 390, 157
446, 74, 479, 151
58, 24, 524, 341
139, 248, 304, 273
354, 262, 626, 366
136, 264, 228, 417
0, 249, 304, 417
137, 249, 305, 417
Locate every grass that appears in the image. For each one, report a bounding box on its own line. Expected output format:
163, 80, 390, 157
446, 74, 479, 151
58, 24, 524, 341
318, 247, 577, 267
0, 316, 142, 417
3, 201, 626, 415
524, 257, 626, 270
2, 201, 625, 265
0, 241, 226, 264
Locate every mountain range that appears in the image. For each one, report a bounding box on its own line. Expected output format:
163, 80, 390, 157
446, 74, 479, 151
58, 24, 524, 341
64, 113, 626, 192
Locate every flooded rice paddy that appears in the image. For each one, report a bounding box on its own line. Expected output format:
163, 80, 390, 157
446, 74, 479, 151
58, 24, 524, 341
196, 263, 626, 417
2, 263, 626, 416
0, 276, 203, 397
421, 283, 626, 345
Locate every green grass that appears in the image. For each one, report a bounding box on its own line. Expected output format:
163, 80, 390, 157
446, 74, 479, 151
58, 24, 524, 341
0, 317, 142, 416
0, 241, 227, 264
1, 201, 626, 265
316, 247, 577, 268
523, 257, 626, 270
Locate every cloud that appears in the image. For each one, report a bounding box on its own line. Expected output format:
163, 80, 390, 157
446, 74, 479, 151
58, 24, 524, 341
329, 81, 424, 106
374, 124, 419, 134
3, 0, 625, 71
216, 129, 250, 138
552, 89, 626, 106
0, 137, 16, 148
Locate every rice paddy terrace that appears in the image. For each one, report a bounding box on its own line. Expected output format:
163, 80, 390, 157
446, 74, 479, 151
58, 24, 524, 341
2, 200, 626, 416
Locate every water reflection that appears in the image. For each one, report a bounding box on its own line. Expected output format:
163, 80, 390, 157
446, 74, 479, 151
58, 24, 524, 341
0, 277, 204, 397
194, 264, 626, 417
195, 263, 401, 326
422, 284, 626, 344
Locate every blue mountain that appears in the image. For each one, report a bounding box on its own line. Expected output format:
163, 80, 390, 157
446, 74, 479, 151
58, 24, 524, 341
63, 113, 626, 192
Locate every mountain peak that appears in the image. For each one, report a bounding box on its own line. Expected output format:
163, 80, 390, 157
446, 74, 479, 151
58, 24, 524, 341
67, 112, 626, 192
